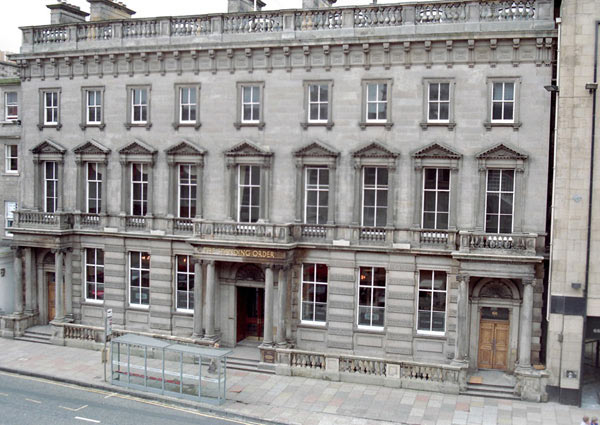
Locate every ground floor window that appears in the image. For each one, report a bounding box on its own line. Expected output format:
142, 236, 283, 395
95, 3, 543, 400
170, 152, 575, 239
301, 263, 328, 323
129, 251, 150, 307
417, 270, 447, 334
176, 255, 194, 311
358, 266, 386, 328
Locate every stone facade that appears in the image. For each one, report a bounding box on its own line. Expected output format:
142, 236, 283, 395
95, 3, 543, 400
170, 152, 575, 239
5, 0, 556, 401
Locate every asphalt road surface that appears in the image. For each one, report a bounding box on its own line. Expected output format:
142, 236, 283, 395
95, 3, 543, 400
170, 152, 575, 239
0, 371, 260, 425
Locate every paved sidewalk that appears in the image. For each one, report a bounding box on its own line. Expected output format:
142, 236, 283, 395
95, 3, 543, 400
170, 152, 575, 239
0, 339, 597, 425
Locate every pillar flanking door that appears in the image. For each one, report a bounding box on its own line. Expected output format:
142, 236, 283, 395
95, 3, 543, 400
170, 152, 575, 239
47, 272, 56, 321
478, 307, 510, 370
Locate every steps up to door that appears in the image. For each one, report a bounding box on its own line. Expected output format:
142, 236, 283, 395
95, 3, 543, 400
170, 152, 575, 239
227, 356, 275, 375
15, 328, 53, 345
461, 381, 520, 400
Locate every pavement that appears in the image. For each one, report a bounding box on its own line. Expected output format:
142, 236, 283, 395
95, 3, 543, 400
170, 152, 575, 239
0, 338, 598, 425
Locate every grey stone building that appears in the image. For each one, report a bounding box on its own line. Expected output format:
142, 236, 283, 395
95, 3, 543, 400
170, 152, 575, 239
3, 0, 556, 400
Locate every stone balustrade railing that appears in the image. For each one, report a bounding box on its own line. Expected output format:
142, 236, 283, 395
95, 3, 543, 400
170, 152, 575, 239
15, 210, 73, 230
21, 1, 553, 53
195, 220, 293, 244
412, 229, 458, 250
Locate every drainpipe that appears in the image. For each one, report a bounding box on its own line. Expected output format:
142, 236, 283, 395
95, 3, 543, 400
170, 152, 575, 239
579, 20, 599, 407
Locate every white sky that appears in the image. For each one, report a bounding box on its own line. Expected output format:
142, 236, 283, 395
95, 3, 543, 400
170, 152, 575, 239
0, 0, 403, 54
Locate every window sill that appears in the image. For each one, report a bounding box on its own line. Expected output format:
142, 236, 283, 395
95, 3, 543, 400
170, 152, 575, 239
1, 121, 20, 127
3, 172, 19, 177
298, 321, 327, 329
37, 123, 62, 131
127, 304, 150, 310
173, 309, 194, 316
355, 326, 385, 335
483, 121, 522, 131
359, 121, 393, 131
80, 123, 106, 131
234, 121, 265, 130
172, 122, 202, 130
125, 122, 152, 130
301, 121, 334, 130
414, 332, 447, 340
420, 121, 456, 131
82, 300, 104, 306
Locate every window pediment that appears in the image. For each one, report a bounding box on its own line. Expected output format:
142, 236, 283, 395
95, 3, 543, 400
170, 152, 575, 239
294, 140, 339, 158
118, 139, 156, 164
352, 141, 398, 159
225, 140, 272, 158
165, 140, 205, 166
74, 139, 111, 164
476, 143, 528, 161
30, 139, 66, 155
413, 142, 461, 160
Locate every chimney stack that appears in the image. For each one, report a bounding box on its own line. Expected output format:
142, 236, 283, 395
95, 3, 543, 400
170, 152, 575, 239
87, 0, 135, 21
47, 1, 89, 24
302, 0, 337, 9
227, 0, 266, 13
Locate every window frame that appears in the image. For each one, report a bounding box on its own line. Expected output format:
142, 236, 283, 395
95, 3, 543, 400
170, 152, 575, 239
125, 85, 152, 130
484, 169, 515, 234
86, 162, 102, 214
130, 162, 148, 217
173, 84, 201, 130
5, 144, 18, 174
129, 251, 150, 308
4, 201, 16, 237
301, 80, 334, 130
420, 78, 456, 130
175, 254, 194, 313
38, 88, 62, 130
422, 168, 451, 230
44, 161, 58, 213
84, 248, 104, 304
357, 266, 386, 330
361, 167, 389, 228
237, 164, 261, 223
5, 91, 18, 121
178, 163, 197, 219
416, 269, 448, 336
359, 79, 393, 130
234, 81, 265, 130
304, 167, 329, 225
80, 86, 105, 130
301, 263, 328, 325
484, 77, 522, 130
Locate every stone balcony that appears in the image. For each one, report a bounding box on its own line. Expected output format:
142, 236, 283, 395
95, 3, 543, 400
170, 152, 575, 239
13, 210, 542, 257
19, 0, 554, 55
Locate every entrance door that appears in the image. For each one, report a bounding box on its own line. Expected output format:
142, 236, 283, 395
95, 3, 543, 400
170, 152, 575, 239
478, 308, 510, 370
236, 287, 264, 343
47, 272, 56, 322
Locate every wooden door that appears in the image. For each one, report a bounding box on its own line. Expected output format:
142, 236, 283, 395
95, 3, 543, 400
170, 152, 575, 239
478, 319, 510, 370
47, 273, 56, 322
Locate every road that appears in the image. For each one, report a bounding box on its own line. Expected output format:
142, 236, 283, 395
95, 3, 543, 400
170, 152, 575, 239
0, 371, 260, 425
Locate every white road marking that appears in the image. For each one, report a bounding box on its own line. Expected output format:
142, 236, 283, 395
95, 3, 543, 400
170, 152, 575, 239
75, 417, 100, 424
0, 392, 8, 396
103, 392, 117, 399
25, 398, 41, 404
59, 404, 88, 412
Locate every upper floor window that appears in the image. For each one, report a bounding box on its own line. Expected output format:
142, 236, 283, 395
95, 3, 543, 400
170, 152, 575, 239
87, 162, 102, 214
85, 248, 104, 303
362, 167, 388, 227
4, 201, 16, 237
5, 145, 17, 174
176, 255, 194, 312
360, 80, 393, 130
428, 82, 450, 122
179, 87, 197, 123
44, 91, 59, 125
358, 266, 386, 328
129, 251, 150, 307
5, 92, 17, 121
45, 161, 58, 213
235, 82, 265, 129
309, 83, 328, 123
125, 86, 151, 129
179, 164, 197, 219
305, 167, 329, 225
423, 168, 450, 230
86, 90, 102, 125
301, 263, 328, 324
485, 169, 514, 234
131, 163, 148, 216
417, 270, 447, 335
238, 165, 260, 223
491, 82, 514, 122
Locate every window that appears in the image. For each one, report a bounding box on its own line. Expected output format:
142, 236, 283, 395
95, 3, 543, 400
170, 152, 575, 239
178, 164, 197, 218
358, 266, 386, 328
235, 82, 265, 129
417, 270, 447, 334
5, 145, 17, 174
131, 163, 148, 216
179, 87, 197, 123
176, 255, 194, 311
44, 91, 59, 125
5, 92, 17, 120
129, 251, 150, 307
362, 167, 388, 227
422, 168, 450, 230
5, 201, 16, 237
85, 248, 104, 302
87, 162, 102, 214
86, 90, 102, 125
238, 165, 260, 223
428, 82, 450, 122
491, 82, 514, 122
366, 83, 388, 122
132, 88, 148, 124
301, 263, 328, 323
44, 161, 58, 213
308, 83, 328, 123
305, 167, 329, 224
485, 169, 514, 233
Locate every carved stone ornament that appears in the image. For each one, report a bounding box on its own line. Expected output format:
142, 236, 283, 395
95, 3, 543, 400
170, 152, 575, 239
118, 139, 156, 155
479, 280, 514, 299
236, 264, 265, 282
412, 142, 462, 160
30, 139, 67, 155
165, 140, 205, 156
476, 143, 528, 160
352, 141, 398, 159
294, 140, 339, 158
224, 140, 272, 157
73, 139, 110, 155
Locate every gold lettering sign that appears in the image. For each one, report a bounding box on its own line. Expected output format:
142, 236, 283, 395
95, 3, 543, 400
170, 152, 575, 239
200, 246, 285, 260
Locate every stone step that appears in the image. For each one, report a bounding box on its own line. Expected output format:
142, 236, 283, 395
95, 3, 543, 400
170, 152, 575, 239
460, 388, 521, 400
15, 335, 53, 345
226, 357, 275, 374
24, 330, 52, 338
466, 382, 515, 393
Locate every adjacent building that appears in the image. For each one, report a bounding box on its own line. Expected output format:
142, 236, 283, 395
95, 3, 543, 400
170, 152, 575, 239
2, 0, 557, 401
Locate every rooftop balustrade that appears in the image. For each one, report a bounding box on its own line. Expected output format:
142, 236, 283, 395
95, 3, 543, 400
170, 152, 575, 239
19, 0, 554, 54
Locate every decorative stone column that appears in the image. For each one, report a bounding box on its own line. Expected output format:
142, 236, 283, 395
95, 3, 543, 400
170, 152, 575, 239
412, 165, 424, 228
195, 161, 204, 219
226, 161, 236, 220
57, 159, 65, 212
204, 261, 216, 339
31, 250, 37, 313
146, 163, 154, 218
327, 164, 337, 224
352, 164, 361, 225
54, 249, 65, 321
120, 159, 129, 216
65, 248, 73, 318
294, 162, 303, 223
166, 161, 176, 217
276, 267, 288, 346
13, 247, 23, 315
75, 158, 84, 212
475, 166, 486, 231
193, 260, 204, 337
25, 248, 33, 313
454, 273, 470, 363
263, 265, 274, 346
386, 165, 396, 227
518, 277, 535, 369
